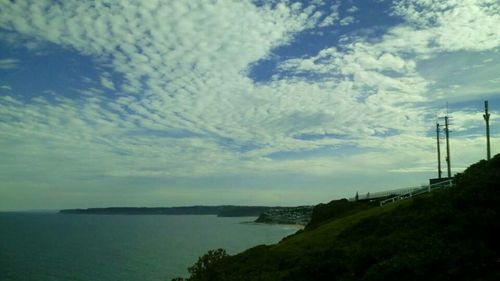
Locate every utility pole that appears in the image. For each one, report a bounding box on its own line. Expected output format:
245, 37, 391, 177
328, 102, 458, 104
444, 116, 451, 178
483, 100, 491, 160
436, 123, 442, 179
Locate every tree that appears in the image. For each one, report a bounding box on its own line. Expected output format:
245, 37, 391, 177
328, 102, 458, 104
187, 248, 228, 281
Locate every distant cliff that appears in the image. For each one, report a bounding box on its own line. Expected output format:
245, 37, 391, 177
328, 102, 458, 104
59, 206, 272, 217
254, 206, 313, 225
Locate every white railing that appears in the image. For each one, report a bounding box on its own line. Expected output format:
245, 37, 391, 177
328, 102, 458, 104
352, 186, 424, 201
378, 179, 454, 206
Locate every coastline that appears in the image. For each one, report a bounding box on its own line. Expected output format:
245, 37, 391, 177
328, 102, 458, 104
241, 221, 305, 230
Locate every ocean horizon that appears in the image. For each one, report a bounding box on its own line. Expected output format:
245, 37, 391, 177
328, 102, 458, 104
0, 212, 297, 281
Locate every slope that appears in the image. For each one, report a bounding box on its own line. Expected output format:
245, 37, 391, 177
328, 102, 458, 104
179, 154, 500, 281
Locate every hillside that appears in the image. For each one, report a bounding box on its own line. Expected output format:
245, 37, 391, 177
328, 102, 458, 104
59, 206, 272, 217
177, 154, 500, 281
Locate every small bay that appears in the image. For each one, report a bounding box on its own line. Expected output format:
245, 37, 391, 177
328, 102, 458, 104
0, 213, 297, 281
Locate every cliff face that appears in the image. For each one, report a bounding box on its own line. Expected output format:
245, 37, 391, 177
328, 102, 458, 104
178, 154, 500, 281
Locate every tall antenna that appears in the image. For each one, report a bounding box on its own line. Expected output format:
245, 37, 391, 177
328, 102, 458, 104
436, 122, 442, 179
444, 115, 451, 178
483, 100, 491, 160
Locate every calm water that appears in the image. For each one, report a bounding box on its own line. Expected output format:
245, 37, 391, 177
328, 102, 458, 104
0, 213, 297, 281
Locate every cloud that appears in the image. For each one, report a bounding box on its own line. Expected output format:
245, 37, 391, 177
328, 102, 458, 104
0, 0, 332, 179
0, 58, 19, 69
339, 16, 356, 26
0, 0, 499, 209
346, 6, 359, 13
318, 3, 340, 28
268, 0, 499, 173
99, 74, 115, 91
391, 0, 500, 52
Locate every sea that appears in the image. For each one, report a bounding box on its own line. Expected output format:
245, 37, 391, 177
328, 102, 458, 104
0, 212, 297, 281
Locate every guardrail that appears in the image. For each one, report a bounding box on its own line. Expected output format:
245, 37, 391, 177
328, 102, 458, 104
352, 186, 425, 201
378, 179, 454, 206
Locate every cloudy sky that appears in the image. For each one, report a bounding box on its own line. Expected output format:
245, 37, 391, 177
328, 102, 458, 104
0, 0, 499, 211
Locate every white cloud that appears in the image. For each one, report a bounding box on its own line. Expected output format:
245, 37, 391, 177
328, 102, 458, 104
317, 2, 340, 27
391, 0, 500, 52
0, 0, 331, 179
318, 14, 337, 27
339, 16, 356, 26
99, 74, 115, 91
0, 0, 499, 209
347, 6, 359, 13
0, 58, 19, 69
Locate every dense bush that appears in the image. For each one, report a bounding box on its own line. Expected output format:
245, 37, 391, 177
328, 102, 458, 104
306, 199, 376, 230
174, 249, 228, 281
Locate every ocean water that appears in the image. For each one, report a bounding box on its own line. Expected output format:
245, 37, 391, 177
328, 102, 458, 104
0, 213, 297, 281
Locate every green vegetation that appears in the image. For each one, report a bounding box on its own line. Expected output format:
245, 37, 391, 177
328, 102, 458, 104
176, 154, 500, 280
59, 206, 272, 217
305, 199, 377, 230
186, 249, 229, 281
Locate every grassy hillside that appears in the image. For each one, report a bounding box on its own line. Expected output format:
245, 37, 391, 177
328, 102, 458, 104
177, 154, 500, 281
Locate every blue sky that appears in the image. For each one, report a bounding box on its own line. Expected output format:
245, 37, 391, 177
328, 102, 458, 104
0, 0, 499, 211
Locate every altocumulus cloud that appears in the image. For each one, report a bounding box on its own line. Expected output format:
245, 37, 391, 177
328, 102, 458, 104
0, 0, 499, 209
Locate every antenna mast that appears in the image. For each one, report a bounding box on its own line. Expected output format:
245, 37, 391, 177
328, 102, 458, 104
483, 100, 491, 160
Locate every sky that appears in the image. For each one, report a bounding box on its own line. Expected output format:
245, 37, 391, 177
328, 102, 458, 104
0, 0, 499, 211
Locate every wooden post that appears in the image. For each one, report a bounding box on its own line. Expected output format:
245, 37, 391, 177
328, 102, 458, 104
445, 116, 451, 178
484, 100, 491, 160
436, 123, 442, 179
